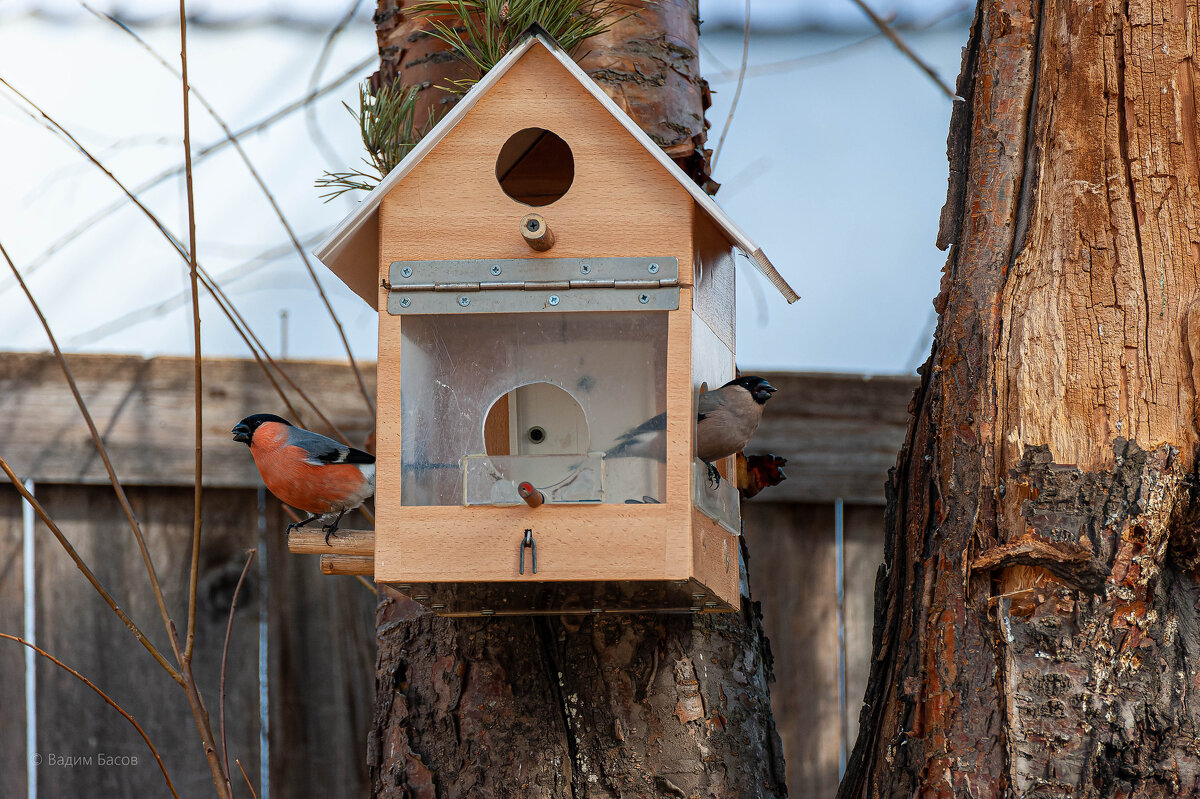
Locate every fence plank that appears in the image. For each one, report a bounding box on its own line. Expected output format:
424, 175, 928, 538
0, 353, 376, 488
747, 372, 915, 504
27, 484, 373, 797
744, 502, 841, 798
843, 505, 885, 748
0, 487, 28, 799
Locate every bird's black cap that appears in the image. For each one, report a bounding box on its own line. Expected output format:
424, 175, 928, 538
723, 376, 777, 405
232, 413, 293, 444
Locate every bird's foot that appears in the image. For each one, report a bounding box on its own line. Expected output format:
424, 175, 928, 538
286, 515, 317, 534
704, 461, 721, 489
322, 509, 349, 546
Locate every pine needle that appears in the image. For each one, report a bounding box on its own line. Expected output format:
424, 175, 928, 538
412, 0, 631, 86
315, 80, 433, 201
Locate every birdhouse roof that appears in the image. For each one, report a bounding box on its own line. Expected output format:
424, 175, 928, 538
313, 26, 798, 304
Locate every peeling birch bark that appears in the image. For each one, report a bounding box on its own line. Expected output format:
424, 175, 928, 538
841, 0, 1200, 796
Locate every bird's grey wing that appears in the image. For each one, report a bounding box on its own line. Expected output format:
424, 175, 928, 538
696, 385, 730, 422
288, 427, 375, 465
606, 412, 666, 458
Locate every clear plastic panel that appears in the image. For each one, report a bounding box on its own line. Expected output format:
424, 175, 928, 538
693, 459, 741, 534
691, 313, 740, 530
400, 312, 667, 505
462, 453, 604, 505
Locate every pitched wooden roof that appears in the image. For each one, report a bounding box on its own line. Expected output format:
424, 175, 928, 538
314, 26, 798, 304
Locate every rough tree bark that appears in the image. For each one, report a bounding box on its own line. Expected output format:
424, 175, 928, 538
840, 0, 1200, 796
371, 0, 716, 188
366, 3, 784, 797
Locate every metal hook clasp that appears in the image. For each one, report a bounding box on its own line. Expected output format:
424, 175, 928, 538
519, 528, 537, 575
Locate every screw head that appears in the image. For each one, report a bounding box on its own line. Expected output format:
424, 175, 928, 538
548, 294, 560, 306
490, 264, 502, 276
580, 263, 592, 275
648, 262, 659, 274
400, 266, 413, 278
399, 297, 411, 308
638, 293, 650, 304
458, 296, 471, 307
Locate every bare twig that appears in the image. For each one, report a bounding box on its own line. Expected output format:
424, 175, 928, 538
356, 575, 379, 595
305, 0, 366, 166
0, 54, 373, 295
0, 238, 184, 674
713, 0, 751, 169
63, 235, 325, 347
85, 3, 377, 417
0, 456, 181, 684
846, 0, 956, 99
0, 634, 181, 799
179, 0, 204, 668
236, 759, 261, 799
220, 549, 258, 780
0, 78, 357, 445
177, 8, 232, 798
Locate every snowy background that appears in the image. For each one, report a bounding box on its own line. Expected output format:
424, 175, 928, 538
0, 0, 972, 374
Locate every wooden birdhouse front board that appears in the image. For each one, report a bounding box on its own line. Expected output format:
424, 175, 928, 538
366, 42, 741, 614
313, 29, 798, 616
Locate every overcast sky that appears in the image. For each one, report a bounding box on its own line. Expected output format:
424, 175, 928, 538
0, 1, 971, 375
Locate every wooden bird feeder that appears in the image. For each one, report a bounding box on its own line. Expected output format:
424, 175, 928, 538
308, 26, 798, 616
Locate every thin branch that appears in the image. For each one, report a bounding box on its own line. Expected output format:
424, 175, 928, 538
0, 237, 183, 669
0, 54, 373, 296
0, 456, 182, 684
85, 3, 377, 417
63, 235, 325, 347
846, 0, 956, 99
178, 7, 232, 798
356, 575, 379, 595
713, 0, 751, 169
0, 78, 356, 445
236, 759, 261, 799
305, 0, 366, 166
179, 0, 204, 668
0, 634, 181, 799
220, 549, 258, 780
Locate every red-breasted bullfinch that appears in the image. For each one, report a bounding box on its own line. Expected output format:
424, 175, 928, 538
607, 376, 777, 486
232, 413, 375, 544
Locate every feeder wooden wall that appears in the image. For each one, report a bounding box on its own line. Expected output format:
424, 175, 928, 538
0, 353, 912, 798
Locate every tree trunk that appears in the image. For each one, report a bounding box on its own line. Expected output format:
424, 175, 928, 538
371, 0, 715, 188
841, 0, 1200, 796
366, 3, 783, 797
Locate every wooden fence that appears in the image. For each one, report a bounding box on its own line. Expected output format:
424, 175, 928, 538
0, 353, 913, 797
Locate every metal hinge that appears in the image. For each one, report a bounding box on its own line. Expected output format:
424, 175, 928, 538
386, 257, 680, 314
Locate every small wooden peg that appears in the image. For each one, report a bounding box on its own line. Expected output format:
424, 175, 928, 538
520, 213, 555, 251
518, 482, 545, 508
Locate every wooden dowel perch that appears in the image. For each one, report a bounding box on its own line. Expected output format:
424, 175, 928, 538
288, 528, 374, 557
520, 213, 555, 251
321, 555, 374, 576
518, 481, 545, 508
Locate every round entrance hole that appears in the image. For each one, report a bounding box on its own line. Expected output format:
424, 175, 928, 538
482, 382, 590, 487
495, 128, 574, 206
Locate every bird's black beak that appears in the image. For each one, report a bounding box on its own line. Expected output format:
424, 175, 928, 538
232, 423, 251, 444
761, 382, 777, 394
